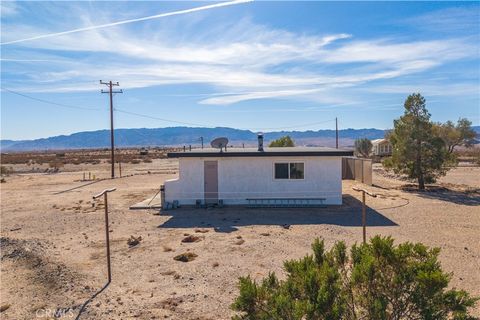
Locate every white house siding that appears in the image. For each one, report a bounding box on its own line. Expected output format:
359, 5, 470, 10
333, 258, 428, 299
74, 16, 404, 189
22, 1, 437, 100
164, 156, 343, 206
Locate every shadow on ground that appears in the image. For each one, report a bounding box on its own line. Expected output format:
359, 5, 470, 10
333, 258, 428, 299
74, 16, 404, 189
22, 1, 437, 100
399, 185, 480, 206
157, 195, 397, 233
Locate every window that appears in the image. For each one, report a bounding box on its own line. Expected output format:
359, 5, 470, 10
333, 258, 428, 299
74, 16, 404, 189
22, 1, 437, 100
274, 162, 304, 180
289, 163, 304, 179
274, 163, 289, 179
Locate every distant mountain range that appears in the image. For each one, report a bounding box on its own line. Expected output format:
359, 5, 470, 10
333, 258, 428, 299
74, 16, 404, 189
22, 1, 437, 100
2, 126, 479, 151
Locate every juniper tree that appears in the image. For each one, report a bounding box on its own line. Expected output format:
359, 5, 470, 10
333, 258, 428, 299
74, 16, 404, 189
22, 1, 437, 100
232, 236, 478, 320
433, 118, 477, 154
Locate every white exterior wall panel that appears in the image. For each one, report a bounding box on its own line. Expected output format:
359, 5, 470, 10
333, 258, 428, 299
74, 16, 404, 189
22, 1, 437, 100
165, 156, 342, 205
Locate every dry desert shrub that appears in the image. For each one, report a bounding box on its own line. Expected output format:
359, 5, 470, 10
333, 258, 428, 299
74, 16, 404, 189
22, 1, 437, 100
127, 236, 142, 247
173, 252, 197, 262
181, 235, 201, 243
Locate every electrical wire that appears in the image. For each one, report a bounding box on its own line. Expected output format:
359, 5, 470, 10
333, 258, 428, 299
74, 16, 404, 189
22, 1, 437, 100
1, 87, 100, 111
251, 119, 336, 131
114, 108, 211, 127
2, 87, 338, 132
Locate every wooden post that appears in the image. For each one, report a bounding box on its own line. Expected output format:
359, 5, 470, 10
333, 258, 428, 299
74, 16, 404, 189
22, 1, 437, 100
118, 161, 122, 178
352, 187, 377, 244
93, 188, 116, 283
362, 190, 366, 243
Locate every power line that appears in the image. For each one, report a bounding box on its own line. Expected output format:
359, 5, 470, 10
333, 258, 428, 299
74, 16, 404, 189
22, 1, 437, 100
251, 119, 336, 131
2, 87, 337, 131
114, 108, 211, 127
1, 87, 100, 111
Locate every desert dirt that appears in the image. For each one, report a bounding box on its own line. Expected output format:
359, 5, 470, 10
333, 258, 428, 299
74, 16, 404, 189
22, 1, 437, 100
1, 158, 479, 319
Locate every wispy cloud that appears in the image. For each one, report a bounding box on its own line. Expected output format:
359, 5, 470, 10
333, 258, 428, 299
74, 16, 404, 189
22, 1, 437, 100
0, 1, 18, 17
1, 0, 253, 45
402, 6, 480, 33
1, 1, 478, 107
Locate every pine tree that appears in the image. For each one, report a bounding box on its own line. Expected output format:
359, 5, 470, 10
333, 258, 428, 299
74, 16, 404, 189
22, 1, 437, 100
385, 93, 449, 189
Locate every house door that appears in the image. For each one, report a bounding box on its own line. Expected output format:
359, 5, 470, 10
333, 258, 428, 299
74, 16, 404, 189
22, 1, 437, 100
204, 161, 218, 204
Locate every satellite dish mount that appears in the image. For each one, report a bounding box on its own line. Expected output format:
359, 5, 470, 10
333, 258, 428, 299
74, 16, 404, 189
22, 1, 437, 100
210, 137, 229, 152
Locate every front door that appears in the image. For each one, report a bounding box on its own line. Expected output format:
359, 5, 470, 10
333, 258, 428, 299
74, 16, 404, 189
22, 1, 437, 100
204, 161, 218, 204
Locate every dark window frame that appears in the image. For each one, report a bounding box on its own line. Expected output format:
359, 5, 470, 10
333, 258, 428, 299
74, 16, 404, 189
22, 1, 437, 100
274, 162, 305, 180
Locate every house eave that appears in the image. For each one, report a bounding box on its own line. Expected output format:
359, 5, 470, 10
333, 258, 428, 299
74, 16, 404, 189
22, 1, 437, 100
167, 150, 354, 158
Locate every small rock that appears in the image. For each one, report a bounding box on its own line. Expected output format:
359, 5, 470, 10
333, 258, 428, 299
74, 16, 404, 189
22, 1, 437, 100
0, 304, 10, 313
173, 252, 197, 262
127, 236, 142, 247
181, 235, 201, 243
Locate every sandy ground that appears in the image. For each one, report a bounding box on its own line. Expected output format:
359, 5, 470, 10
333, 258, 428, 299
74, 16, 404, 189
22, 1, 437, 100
1, 159, 479, 319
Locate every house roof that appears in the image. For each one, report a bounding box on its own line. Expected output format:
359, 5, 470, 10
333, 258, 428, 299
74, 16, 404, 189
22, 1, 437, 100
371, 139, 388, 145
167, 147, 354, 158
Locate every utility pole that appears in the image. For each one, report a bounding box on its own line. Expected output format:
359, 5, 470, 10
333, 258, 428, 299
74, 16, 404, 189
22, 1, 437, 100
100, 81, 122, 178
335, 117, 339, 149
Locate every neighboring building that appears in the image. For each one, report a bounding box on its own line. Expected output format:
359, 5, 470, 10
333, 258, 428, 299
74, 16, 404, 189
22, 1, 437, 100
164, 136, 353, 207
371, 138, 392, 156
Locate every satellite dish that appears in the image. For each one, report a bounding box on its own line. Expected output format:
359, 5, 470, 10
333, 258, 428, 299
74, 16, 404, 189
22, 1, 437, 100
211, 137, 229, 152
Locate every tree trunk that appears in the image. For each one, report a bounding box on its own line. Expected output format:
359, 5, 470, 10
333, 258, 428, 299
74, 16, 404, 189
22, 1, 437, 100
416, 140, 425, 190
418, 172, 425, 190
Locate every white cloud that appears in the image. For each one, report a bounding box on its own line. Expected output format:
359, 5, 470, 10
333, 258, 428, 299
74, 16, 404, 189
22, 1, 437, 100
0, 1, 18, 17
402, 7, 480, 33
1, 0, 253, 45
1, 2, 478, 106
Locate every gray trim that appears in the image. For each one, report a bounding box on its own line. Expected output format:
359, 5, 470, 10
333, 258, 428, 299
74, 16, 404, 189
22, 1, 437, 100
168, 150, 353, 158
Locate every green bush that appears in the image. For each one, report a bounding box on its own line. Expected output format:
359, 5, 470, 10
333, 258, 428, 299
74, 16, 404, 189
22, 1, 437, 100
354, 138, 372, 158
232, 236, 478, 320
0, 166, 11, 175
269, 136, 295, 147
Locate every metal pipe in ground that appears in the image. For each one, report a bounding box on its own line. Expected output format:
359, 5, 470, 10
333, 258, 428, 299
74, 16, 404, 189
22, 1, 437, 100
352, 187, 377, 244
93, 188, 116, 283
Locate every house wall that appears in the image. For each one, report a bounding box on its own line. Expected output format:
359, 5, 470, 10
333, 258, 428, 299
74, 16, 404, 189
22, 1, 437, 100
164, 156, 343, 205
373, 141, 392, 156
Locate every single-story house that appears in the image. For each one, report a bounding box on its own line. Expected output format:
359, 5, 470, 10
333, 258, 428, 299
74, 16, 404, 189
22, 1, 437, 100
164, 135, 353, 207
371, 138, 392, 156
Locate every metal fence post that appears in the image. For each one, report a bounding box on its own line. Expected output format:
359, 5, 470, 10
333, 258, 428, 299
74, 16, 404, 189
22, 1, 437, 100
362, 190, 366, 243
93, 188, 116, 283
352, 187, 377, 244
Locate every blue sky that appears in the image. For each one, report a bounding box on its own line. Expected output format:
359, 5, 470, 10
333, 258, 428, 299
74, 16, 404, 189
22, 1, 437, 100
1, 1, 479, 140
